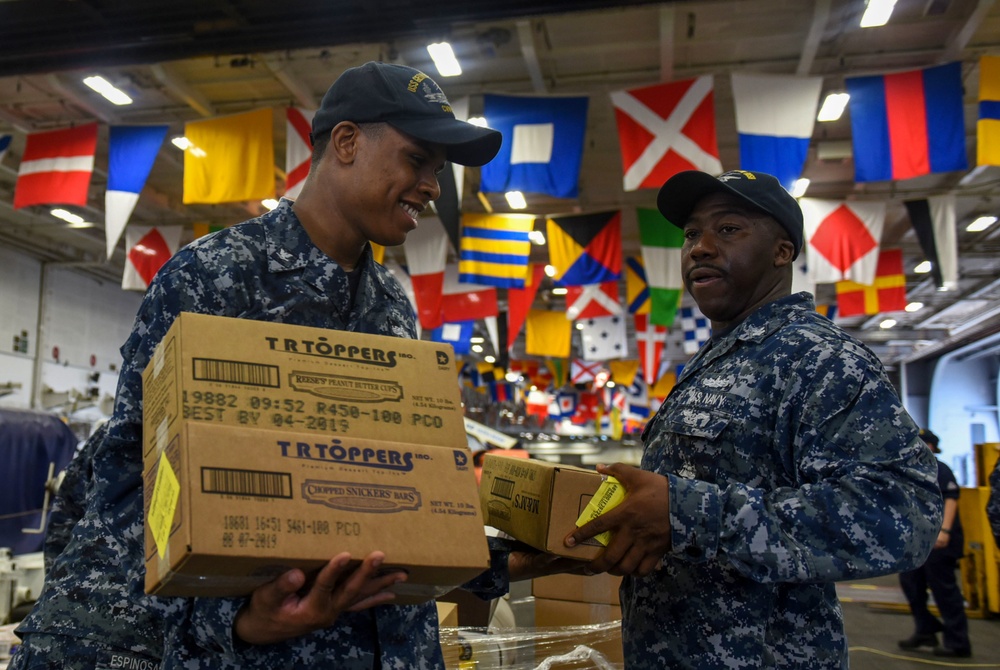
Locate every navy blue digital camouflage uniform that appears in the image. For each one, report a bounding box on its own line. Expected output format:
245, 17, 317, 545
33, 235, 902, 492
43, 423, 107, 574
12, 199, 508, 670
625, 292, 942, 669
988, 458, 1000, 550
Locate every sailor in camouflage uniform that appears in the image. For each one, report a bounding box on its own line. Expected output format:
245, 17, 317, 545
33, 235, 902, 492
570, 170, 942, 669
989, 459, 1000, 550
11, 62, 508, 670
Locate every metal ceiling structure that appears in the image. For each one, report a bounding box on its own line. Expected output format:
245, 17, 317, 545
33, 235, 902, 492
1, 0, 1000, 367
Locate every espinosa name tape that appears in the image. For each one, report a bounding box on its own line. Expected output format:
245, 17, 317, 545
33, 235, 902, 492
575, 476, 624, 547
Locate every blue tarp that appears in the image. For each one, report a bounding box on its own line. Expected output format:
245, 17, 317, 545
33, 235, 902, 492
0, 409, 78, 555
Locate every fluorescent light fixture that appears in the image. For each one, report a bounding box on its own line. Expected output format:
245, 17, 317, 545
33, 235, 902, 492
860, 0, 897, 27
879, 318, 897, 329
551, 287, 568, 296
261, 199, 279, 210
575, 321, 584, 330
529, 229, 546, 245
967, 215, 997, 232
544, 264, 557, 277
470, 336, 485, 344
913, 260, 932, 274
505, 191, 527, 209
472, 344, 484, 353
50, 208, 86, 225
82, 75, 133, 105
817, 93, 850, 121
905, 302, 924, 312
790, 178, 810, 198
484, 355, 496, 364
467, 116, 488, 127
171, 136, 206, 157
427, 42, 462, 77
505, 371, 521, 383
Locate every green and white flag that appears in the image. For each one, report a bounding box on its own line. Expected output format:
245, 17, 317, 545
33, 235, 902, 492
637, 208, 684, 327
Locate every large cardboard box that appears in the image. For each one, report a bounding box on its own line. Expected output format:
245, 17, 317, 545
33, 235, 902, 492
143, 312, 468, 454
533, 572, 622, 606
143, 423, 489, 602
142, 314, 488, 601
478, 454, 606, 560
533, 598, 624, 667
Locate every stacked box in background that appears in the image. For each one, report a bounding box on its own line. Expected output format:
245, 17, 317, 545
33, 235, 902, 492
141, 313, 488, 603
533, 573, 624, 667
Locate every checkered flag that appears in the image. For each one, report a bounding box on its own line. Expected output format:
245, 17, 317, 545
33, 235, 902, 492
679, 306, 712, 355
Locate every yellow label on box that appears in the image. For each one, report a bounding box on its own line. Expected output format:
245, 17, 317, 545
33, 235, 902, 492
149, 452, 180, 558
575, 476, 624, 546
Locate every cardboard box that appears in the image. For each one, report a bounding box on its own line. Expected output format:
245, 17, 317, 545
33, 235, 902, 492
142, 312, 468, 459
142, 314, 488, 602
534, 598, 624, 667
533, 572, 622, 606
479, 454, 606, 560
144, 423, 489, 601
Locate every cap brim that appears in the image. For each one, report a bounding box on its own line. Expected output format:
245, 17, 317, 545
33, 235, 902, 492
656, 171, 749, 228
390, 117, 502, 167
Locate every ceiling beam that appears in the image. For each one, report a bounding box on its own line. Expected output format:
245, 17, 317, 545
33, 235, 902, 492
516, 20, 547, 93
150, 63, 216, 118
659, 5, 675, 82
261, 55, 319, 109
797, 0, 831, 76
943, 0, 996, 62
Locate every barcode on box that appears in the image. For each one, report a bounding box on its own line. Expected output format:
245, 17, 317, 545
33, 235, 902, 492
192, 358, 280, 388
490, 477, 516, 500
201, 467, 293, 498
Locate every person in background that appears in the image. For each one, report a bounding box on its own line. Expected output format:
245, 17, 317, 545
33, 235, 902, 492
567, 169, 942, 669
11, 61, 559, 670
896, 429, 971, 658
989, 457, 1000, 550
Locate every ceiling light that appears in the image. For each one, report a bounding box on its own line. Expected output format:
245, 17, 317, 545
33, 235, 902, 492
484, 355, 496, 364
472, 344, 484, 353
261, 199, 279, 210
171, 137, 193, 150
505, 191, 527, 209
913, 260, 932, 274
817, 93, 850, 121
82, 75, 133, 105
860, 0, 897, 27
551, 287, 568, 296
574, 321, 584, 329
905, 302, 924, 312
470, 336, 485, 344
879, 318, 897, 329
467, 116, 487, 127
544, 264, 557, 277
529, 230, 546, 245
967, 215, 997, 232
790, 178, 810, 198
50, 208, 86, 225
427, 42, 462, 77
505, 371, 521, 383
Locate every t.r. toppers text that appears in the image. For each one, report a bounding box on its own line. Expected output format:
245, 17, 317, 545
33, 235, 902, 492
264, 336, 398, 367
278, 438, 417, 471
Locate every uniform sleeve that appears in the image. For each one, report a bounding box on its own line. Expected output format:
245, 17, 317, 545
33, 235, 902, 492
43, 430, 101, 573
989, 460, 1000, 550
669, 344, 942, 584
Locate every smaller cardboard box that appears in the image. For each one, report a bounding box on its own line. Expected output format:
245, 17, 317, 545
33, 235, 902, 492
532, 572, 622, 606
143, 422, 489, 603
533, 598, 624, 667
478, 454, 606, 560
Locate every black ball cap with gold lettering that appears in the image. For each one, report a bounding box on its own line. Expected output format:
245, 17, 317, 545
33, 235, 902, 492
657, 169, 805, 260
310, 61, 502, 167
